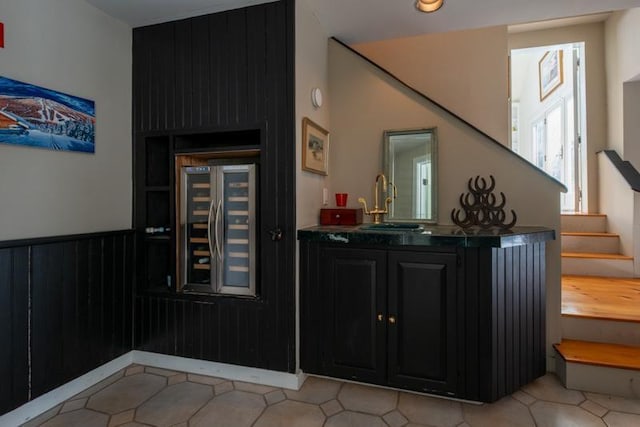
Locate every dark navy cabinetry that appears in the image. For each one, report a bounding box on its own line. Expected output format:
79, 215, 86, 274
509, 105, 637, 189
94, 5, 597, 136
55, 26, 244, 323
299, 226, 552, 402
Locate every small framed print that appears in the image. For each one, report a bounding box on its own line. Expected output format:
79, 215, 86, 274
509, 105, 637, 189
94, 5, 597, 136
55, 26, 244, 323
302, 117, 329, 175
538, 50, 564, 101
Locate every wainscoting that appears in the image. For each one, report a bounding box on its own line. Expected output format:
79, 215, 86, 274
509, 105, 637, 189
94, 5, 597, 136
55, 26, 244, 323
0, 230, 135, 414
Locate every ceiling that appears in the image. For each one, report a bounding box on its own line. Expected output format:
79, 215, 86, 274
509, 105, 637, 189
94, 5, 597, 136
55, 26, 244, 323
85, 0, 640, 43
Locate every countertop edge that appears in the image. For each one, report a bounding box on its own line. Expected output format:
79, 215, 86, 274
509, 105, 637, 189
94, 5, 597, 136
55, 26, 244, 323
297, 225, 555, 248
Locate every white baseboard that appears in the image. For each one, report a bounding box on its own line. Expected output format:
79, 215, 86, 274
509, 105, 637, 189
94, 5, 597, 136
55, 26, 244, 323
0, 353, 133, 427
132, 351, 305, 391
0, 351, 305, 426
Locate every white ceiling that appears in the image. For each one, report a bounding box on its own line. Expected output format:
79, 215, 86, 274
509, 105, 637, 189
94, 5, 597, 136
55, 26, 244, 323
85, 0, 640, 43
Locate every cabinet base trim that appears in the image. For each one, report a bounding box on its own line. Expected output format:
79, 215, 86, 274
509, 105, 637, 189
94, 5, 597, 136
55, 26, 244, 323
3, 351, 306, 425
302, 372, 483, 405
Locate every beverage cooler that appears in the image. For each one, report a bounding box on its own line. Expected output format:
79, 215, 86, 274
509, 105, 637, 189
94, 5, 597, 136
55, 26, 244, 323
178, 160, 257, 296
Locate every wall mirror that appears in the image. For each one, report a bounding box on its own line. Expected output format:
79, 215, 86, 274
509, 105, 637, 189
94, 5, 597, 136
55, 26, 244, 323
383, 128, 438, 223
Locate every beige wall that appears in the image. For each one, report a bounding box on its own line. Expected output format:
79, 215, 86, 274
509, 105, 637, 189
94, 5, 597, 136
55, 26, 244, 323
295, 0, 330, 229
603, 9, 640, 275
0, 0, 132, 240
509, 22, 607, 214
598, 153, 634, 256
328, 39, 563, 371
295, 0, 330, 372
606, 9, 640, 167
353, 26, 509, 145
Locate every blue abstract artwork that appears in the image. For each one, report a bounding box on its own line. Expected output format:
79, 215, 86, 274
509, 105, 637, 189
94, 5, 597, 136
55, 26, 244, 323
0, 76, 95, 153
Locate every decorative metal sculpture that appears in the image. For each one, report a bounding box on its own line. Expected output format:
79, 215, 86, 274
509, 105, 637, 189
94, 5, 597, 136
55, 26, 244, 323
451, 175, 517, 230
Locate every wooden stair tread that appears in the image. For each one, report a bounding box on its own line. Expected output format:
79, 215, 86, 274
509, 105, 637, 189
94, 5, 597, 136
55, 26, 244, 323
562, 252, 633, 260
554, 339, 640, 371
561, 232, 619, 238
562, 275, 640, 322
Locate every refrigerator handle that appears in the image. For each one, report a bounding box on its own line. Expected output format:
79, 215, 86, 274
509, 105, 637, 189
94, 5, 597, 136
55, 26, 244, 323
207, 198, 216, 260
214, 199, 223, 262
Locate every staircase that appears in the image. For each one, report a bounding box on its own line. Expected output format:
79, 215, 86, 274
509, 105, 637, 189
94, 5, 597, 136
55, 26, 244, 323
555, 213, 640, 398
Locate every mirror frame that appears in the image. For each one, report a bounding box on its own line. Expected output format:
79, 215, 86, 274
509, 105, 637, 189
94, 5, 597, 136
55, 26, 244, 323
383, 127, 438, 224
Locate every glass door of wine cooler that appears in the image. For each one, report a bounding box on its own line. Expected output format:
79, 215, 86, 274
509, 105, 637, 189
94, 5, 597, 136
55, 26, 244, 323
182, 166, 214, 291
180, 163, 256, 296
214, 164, 256, 295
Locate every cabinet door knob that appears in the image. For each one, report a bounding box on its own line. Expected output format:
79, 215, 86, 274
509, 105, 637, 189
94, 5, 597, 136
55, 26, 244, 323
377, 314, 384, 322
388, 316, 396, 324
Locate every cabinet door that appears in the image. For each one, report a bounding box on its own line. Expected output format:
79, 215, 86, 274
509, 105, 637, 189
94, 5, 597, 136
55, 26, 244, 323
387, 251, 457, 395
321, 247, 387, 385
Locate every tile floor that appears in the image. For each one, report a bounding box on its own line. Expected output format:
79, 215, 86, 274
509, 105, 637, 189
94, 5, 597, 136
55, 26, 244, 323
21, 365, 640, 427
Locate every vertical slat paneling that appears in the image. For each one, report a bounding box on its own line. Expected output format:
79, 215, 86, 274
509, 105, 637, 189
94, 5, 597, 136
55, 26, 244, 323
132, 0, 295, 373
31, 243, 65, 396
519, 244, 528, 387
0, 248, 29, 413
504, 247, 514, 394
246, 5, 267, 123
88, 237, 104, 367
175, 20, 193, 129
102, 237, 115, 361
61, 241, 79, 379
191, 15, 211, 128
26, 232, 136, 404
511, 246, 521, 389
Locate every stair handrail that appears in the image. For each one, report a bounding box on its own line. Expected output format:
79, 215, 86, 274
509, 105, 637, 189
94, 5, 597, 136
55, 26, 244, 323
332, 37, 567, 193
600, 150, 640, 192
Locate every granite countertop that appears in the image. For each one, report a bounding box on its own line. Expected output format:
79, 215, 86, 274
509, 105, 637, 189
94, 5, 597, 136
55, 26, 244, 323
297, 224, 555, 248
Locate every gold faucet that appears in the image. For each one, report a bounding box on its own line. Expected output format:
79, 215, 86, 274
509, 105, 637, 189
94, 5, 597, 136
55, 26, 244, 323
358, 173, 397, 224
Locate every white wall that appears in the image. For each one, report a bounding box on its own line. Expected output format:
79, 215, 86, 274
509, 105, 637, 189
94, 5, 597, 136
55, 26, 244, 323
353, 26, 509, 145
605, 8, 640, 163
0, 0, 132, 240
295, 0, 330, 229
512, 45, 575, 164
328, 39, 563, 371
597, 153, 634, 257
603, 9, 640, 273
510, 22, 607, 214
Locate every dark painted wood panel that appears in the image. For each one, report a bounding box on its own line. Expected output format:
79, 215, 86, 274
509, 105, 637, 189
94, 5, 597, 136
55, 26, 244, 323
322, 247, 386, 385
463, 245, 546, 402
132, 0, 295, 373
387, 251, 458, 395
0, 247, 29, 413
0, 231, 135, 415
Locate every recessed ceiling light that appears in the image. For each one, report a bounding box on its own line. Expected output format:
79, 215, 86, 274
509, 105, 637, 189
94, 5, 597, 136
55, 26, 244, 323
416, 0, 444, 13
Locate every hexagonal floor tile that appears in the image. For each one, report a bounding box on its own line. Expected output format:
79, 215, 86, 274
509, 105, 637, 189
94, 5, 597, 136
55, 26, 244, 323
40, 408, 108, 427
86, 373, 165, 414
603, 411, 640, 427
284, 376, 342, 405
530, 401, 606, 427
190, 390, 265, 427
521, 374, 585, 405
254, 400, 325, 427
463, 396, 536, 427
585, 392, 640, 415
338, 382, 396, 416
135, 381, 213, 426
326, 411, 386, 427
397, 392, 463, 427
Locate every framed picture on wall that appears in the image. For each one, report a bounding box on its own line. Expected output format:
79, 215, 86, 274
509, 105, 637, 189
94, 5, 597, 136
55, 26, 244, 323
538, 50, 564, 101
302, 117, 329, 175
0, 76, 95, 153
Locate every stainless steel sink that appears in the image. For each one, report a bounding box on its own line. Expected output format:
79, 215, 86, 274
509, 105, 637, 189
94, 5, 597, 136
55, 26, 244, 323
360, 223, 424, 231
